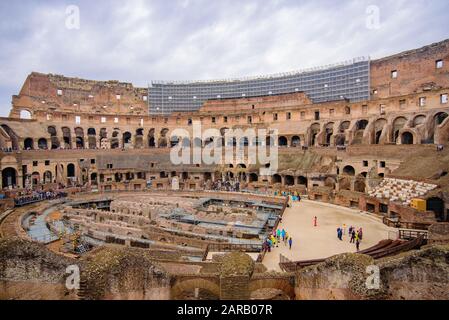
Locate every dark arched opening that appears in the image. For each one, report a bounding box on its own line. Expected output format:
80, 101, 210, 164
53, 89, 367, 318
67, 163, 76, 178
427, 197, 445, 221
278, 136, 288, 147
249, 173, 258, 183
2, 167, 17, 187
291, 136, 300, 147
343, 165, 355, 176
123, 132, 132, 148
297, 176, 308, 186
285, 175, 295, 186
401, 132, 414, 145
272, 174, 282, 184
38, 138, 48, 150
24, 138, 33, 150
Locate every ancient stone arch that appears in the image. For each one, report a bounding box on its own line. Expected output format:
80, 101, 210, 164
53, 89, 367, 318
272, 174, 282, 184
249, 173, 258, 183
62, 127, 72, 149
43, 171, 52, 184
19, 109, 32, 119
278, 136, 288, 147
171, 278, 220, 300
324, 177, 336, 189
135, 128, 144, 148
24, 137, 34, 150
373, 118, 387, 144
412, 114, 426, 127
2, 167, 17, 187
343, 165, 355, 176
48, 126, 60, 149
392, 116, 408, 143
248, 278, 295, 300
284, 175, 295, 186
75, 127, 84, 148
339, 176, 351, 190
123, 132, 132, 148
291, 136, 301, 147
38, 138, 48, 150
0, 124, 19, 150
352, 119, 369, 145
158, 128, 169, 147
297, 176, 308, 186
401, 131, 415, 145
354, 179, 366, 193
148, 128, 156, 148
324, 122, 334, 145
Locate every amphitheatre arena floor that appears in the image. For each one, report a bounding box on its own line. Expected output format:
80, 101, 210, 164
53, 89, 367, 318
263, 200, 397, 272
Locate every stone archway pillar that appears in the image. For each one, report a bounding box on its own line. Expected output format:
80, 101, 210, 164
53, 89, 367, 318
350, 178, 356, 192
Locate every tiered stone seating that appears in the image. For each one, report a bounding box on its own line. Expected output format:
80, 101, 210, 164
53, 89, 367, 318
368, 178, 437, 206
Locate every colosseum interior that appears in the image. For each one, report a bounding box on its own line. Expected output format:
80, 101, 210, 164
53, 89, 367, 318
1, 38, 449, 301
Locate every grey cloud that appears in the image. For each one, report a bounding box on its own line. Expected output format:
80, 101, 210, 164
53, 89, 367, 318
0, 0, 448, 115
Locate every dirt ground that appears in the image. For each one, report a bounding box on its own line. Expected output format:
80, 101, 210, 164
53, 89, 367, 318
263, 200, 397, 271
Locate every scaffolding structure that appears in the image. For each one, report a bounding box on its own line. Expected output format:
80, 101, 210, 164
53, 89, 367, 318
148, 57, 370, 114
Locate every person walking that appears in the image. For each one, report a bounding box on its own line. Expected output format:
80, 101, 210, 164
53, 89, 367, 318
350, 229, 356, 243
288, 237, 293, 250
356, 237, 361, 252
281, 229, 286, 242
313, 216, 318, 227
358, 228, 363, 241
342, 224, 347, 235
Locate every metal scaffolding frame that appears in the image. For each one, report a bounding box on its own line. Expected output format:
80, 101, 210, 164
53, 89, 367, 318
148, 57, 370, 114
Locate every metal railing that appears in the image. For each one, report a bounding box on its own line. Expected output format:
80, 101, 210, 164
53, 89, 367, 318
399, 229, 429, 241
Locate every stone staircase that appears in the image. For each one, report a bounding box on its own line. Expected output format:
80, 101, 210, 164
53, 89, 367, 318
77, 278, 89, 300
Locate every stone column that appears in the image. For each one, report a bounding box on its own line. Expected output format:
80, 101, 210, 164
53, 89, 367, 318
142, 133, 148, 149
350, 178, 356, 192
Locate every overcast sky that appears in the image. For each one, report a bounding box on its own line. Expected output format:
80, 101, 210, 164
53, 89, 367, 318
0, 0, 448, 116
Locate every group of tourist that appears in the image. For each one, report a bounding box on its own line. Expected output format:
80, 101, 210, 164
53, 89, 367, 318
336, 224, 364, 251
1, 147, 17, 153
208, 179, 241, 192
263, 228, 293, 253
14, 190, 67, 206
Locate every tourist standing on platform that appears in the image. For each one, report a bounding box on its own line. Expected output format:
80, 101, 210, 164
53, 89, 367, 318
358, 228, 363, 241
355, 233, 361, 251
271, 235, 278, 248
288, 237, 293, 250
337, 227, 343, 241
350, 229, 356, 243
